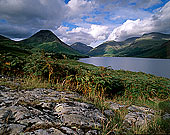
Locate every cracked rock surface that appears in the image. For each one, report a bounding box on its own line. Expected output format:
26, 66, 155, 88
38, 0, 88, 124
105, 101, 156, 129
0, 86, 105, 135
123, 105, 155, 127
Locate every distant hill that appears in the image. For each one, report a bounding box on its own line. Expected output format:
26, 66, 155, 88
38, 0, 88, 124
115, 32, 170, 58
142, 32, 170, 39
87, 37, 138, 56
1, 31, 170, 59
89, 32, 170, 58
161, 40, 170, 58
88, 40, 121, 56
0, 35, 30, 56
0, 35, 10, 41
71, 42, 93, 54
120, 37, 140, 45
22, 30, 59, 44
0, 30, 87, 58
20, 30, 82, 56
144, 40, 170, 59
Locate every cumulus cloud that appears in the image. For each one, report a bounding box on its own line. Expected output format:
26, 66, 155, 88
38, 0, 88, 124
56, 24, 109, 45
108, 19, 153, 41
110, 7, 152, 21
95, 0, 162, 9
67, 0, 94, 14
0, 0, 67, 38
108, 1, 170, 41
89, 25, 109, 40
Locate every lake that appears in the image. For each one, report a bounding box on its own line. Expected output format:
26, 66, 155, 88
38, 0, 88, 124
79, 57, 170, 79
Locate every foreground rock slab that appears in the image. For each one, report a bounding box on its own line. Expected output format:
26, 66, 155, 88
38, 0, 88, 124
123, 105, 155, 128
0, 87, 105, 135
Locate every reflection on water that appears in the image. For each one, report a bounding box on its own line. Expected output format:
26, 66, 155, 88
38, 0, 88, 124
79, 57, 170, 79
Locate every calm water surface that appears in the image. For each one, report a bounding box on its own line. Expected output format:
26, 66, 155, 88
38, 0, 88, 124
79, 57, 170, 79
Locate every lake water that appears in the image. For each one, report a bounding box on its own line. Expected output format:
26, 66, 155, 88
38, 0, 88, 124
79, 57, 170, 79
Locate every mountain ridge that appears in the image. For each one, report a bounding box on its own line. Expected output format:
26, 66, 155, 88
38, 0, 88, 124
88, 32, 170, 58
22, 30, 61, 44
20, 30, 83, 56
71, 42, 93, 54
0, 30, 85, 57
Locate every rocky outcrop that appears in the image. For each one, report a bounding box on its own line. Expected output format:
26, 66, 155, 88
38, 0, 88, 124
0, 82, 169, 134
0, 86, 105, 135
105, 101, 157, 130
123, 105, 155, 127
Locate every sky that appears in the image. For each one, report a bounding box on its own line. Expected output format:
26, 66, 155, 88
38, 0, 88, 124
0, 0, 170, 47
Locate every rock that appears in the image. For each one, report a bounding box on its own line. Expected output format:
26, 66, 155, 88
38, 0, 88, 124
0, 86, 10, 91
0, 87, 106, 134
104, 110, 115, 117
123, 105, 156, 130
127, 105, 155, 114
123, 111, 154, 127
85, 130, 99, 135
7, 124, 25, 135
163, 113, 170, 120
105, 101, 126, 110
54, 101, 105, 129
60, 127, 79, 135
25, 128, 66, 135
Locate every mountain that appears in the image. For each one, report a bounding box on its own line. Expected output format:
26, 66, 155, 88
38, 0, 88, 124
87, 37, 138, 57
88, 41, 121, 56
120, 37, 140, 45
22, 30, 60, 44
71, 42, 93, 54
142, 40, 170, 59
20, 30, 82, 56
0, 35, 10, 41
142, 32, 170, 39
160, 40, 170, 58
89, 32, 170, 58
0, 35, 30, 56
88, 37, 139, 57
115, 32, 170, 58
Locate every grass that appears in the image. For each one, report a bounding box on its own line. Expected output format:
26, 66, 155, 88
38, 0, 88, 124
0, 52, 170, 134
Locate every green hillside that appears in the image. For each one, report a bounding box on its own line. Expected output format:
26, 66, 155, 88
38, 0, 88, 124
0, 35, 31, 56
89, 32, 170, 58
88, 40, 122, 56
20, 30, 83, 56
87, 37, 139, 57
116, 32, 170, 58
71, 42, 93, 54
144, 40, 170, 58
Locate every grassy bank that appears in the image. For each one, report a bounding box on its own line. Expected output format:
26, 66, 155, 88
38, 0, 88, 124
0, 52, 170, 134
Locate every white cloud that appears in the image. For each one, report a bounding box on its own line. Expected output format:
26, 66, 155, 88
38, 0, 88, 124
109, 7, 152, 21
108, 19, 153, 41
108, 1, 170, 41
67, 0, 94, 18
89, 25, 109, 40
55, 26, 94, 45
56, 24, 109, 45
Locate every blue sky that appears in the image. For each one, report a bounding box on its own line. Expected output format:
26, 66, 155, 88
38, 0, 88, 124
0, 0, 170, 47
